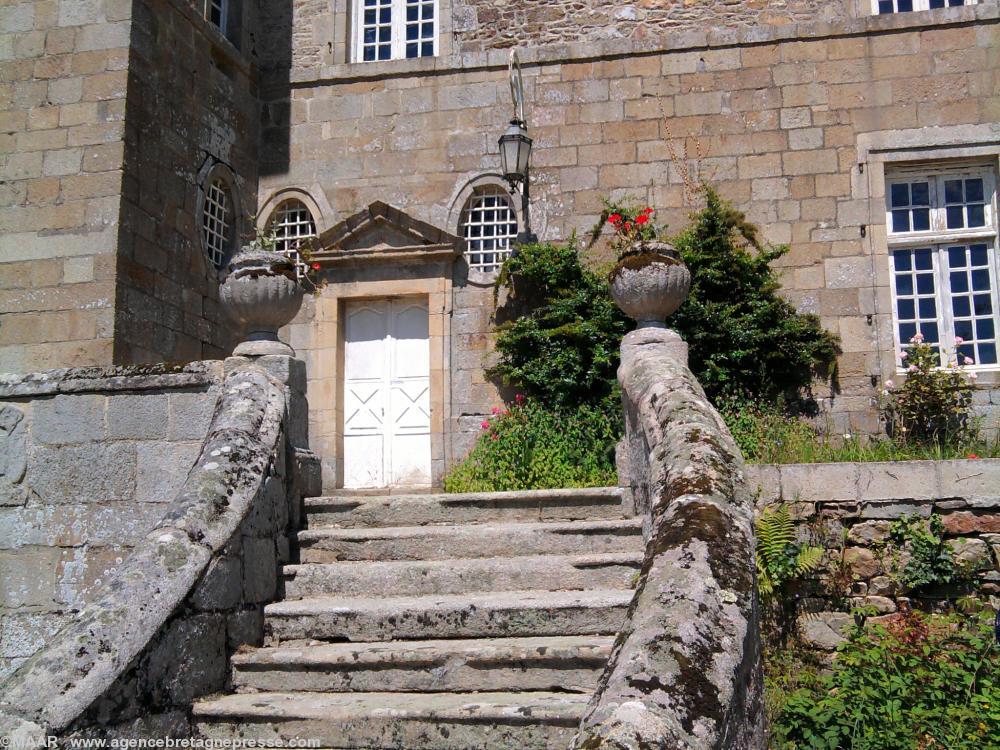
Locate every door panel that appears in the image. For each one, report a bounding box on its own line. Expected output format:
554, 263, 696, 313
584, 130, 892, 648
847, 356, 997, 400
343, 297, 431, 488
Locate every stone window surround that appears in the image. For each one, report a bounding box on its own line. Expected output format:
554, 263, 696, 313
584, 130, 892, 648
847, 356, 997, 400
196, 159, 243, 276
330, 0, 455, 66
858, 125, 1000, 388
258, 186, 335, 238
447, 173, 524, 283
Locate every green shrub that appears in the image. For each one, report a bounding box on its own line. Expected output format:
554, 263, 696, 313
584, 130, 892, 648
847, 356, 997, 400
884, 514, 974, 595
770, 610, 999, 750
881, 335, 975, 446
442, 399, 618, 493
490, 240, 629, 416
671, 188, 840, 403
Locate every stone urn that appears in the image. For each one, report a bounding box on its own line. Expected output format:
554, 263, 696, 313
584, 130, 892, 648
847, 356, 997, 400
608, 241, 691, 328
219, 248, 304, 356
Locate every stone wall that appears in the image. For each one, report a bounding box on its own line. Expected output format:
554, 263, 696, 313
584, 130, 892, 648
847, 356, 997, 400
0, 0, 132, 372
0, 356, 319, 739
113, 0, 260, 364
574, 328, 764, 749
747, 459, 1000, 650
262, 4, 1000, 441
0, 362, 224, 681
453, 0, 851, 52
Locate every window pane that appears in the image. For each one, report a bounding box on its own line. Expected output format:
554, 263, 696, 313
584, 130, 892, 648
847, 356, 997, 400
891, 211, 909, 233
898, 299, 915, 319
460, 186, 519, 272
898, 0, 912, 10
948, 246, 967, 266
917, 274, 935, 294
974, 294, 992, 315
955, 320, 974, 340
966, 179, 984, 202
977, 319, 995, 340
912, 208, 930, 231
946, 206, 965, 228
970, 245, 989, 266
890, 183, 909, 207
896, 275, 913, 295
910, 182, 929, 205
930, 0, 945, 8
953, 297, 971, 317
979, 343, 997, 365
914, 249, 932, 270
922, 322, 938, 343
951, 272, 969, 293
878, 0, 894, 11
945, 179, 963, 203
972, 269, 990, 291
918, 298, 936, 318
967, 204, 985, 227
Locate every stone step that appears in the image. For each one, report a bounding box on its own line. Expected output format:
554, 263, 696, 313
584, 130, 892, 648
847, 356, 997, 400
297, 518, 644, 563
231, 635, 614, 693
265, 588, 633, 643
303, 487, 628, 528
194, 691, 589, 749
282, 552, 642, 598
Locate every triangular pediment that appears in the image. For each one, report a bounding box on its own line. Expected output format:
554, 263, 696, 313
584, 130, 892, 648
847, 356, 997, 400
315, 202, 462, 257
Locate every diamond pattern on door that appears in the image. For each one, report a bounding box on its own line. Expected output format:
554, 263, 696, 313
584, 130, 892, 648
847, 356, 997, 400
343, 298, 431, 488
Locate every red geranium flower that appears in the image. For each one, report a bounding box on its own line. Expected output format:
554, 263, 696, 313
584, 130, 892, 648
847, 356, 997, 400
642, 207, 653, 215
624, 221, 633, 231
607, 213, 622, 225
635, 214, 649, 225
967, 453, 980, 459
311, 262, 321, 270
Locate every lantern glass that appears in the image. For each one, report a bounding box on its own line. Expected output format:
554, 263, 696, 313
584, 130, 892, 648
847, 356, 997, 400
499, 120, 532, 185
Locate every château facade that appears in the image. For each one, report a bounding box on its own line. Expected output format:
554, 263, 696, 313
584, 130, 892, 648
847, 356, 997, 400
1, 0, 999, 488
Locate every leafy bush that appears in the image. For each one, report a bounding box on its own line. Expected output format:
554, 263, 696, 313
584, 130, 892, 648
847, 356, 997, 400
490, 240, 629, 416
442, 398, 618, 493
771, 610, 1000, 750
881, 334, 975, 445
671, 188, 840, 403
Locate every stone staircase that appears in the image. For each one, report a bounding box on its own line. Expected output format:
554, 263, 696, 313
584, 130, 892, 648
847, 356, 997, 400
193, 487, 641, 749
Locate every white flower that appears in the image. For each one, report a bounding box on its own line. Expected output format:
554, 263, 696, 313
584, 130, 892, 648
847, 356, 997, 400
885, 379, 894, 388
844, 433, 852, 440
882, 389, 890, 396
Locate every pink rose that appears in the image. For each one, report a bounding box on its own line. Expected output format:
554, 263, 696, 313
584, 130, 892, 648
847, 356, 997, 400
908, 365, 918, 372
963, 357, 974, 365
900, 351, 908, 359
492, 407, 501, 415
481, 421, 490, 430
885, 379, 894, 388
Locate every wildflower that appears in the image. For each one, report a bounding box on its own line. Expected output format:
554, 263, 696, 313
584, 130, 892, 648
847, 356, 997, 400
963, 356, 974, 365
885, 379, 894, 388
844, 433, 852, 440
491, 406, 501, 415
311, 262, 322, 270
900, 351, 908, 359
635, 214, 649, 225
967, 453, 980, 459
480, 421, 490, 430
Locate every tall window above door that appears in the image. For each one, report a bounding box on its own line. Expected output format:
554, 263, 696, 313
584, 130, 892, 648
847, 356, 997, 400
886, 163, 999, 369
355, 0, 437, 62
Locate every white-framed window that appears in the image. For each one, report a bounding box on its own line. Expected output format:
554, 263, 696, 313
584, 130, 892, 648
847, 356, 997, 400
460, 186, 519, 273
204, 0, 228, 32
202, 178, 233, 269
887, 163, 999, 369
354, 0, 438, 63
268, 199, 317, 278
872, 0, 975, 14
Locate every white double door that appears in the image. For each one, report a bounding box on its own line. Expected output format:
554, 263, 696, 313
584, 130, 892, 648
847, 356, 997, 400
343, 297, 432, 488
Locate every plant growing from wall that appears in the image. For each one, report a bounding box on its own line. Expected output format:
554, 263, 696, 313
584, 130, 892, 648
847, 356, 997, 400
756, 504, 824, 645
882, 513, 974, 597
880, 334, 976, 446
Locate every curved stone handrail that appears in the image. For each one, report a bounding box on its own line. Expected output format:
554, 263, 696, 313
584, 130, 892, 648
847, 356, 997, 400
0, 363, 287, 737
573, 328, 765, 750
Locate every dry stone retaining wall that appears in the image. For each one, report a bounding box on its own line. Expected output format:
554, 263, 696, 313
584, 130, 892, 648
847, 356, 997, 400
746, 459, 1000, 649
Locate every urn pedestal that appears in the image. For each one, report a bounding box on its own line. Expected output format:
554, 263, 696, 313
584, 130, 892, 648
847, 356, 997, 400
219, 249, 304, 357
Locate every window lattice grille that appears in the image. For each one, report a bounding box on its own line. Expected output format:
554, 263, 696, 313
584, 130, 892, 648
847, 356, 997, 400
461, 187, 518, 273
269, 199, 317, 278
202, 179, 231, 269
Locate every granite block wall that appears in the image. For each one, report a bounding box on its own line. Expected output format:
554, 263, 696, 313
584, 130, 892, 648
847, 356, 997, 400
0, 362, 224, 680
260, 5, 1000, 442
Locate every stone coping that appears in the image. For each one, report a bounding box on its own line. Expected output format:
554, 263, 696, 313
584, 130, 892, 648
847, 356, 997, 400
0, 361, 224, 398
289, 3, 996, 86
0, 363, 286, 736
746, 457, 1000, 505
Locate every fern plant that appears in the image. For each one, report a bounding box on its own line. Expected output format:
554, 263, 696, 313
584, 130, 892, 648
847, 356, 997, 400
756, 504, 824, 645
